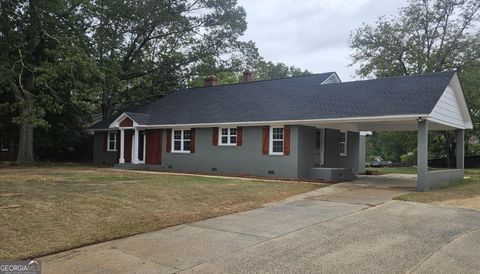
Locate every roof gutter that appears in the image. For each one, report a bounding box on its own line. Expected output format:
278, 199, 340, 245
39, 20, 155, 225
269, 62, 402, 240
97, 114, 426, 130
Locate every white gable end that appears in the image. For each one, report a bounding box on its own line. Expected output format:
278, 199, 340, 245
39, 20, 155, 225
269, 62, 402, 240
429, 74, 473, 129
430, 86, 464, 127
320, 73, 341, 84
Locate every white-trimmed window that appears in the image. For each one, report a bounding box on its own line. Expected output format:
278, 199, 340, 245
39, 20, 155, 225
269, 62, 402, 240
172, 129, 191, 153
340, 131, 347, 156
269, 127, 284, 155
107, 132, 117, 151
220, 127, 237, 145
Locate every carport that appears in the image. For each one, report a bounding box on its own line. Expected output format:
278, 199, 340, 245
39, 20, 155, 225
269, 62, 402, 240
300, 71, 472, 191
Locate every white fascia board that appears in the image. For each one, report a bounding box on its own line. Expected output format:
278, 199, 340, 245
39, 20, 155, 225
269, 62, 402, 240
134, 114, 426, 129
426, 117, 466, 129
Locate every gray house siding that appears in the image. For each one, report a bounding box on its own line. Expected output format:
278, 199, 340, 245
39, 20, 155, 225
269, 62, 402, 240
296, 127, 360, 181
112, 125, 361, 181
296, 126, 316, 178
358, 135, 367, 174
161, 126, 299, 179
93, 132, 118, 165
323, 129, 360, 174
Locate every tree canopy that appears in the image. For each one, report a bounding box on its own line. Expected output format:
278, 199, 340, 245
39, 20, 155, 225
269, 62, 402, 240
350, 0, 480, 164
0, 0, 309, 163
351, 0, 480, 77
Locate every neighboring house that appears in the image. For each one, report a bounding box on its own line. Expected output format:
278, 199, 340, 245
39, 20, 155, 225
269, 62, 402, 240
90, 70, 472, 191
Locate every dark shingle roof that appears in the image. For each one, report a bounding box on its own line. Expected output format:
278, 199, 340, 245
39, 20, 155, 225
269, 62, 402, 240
125, 112, 151, 124
89, 104, 150, 130
91, 71, 455, 129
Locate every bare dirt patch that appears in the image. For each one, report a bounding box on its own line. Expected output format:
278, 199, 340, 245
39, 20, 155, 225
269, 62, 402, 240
435, 197, 480, 211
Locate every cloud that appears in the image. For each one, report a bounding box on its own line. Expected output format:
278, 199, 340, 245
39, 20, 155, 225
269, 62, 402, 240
237, 0, 405, 80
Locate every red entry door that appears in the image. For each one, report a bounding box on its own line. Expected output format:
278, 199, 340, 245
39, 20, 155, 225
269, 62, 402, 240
124, 130, 133, 163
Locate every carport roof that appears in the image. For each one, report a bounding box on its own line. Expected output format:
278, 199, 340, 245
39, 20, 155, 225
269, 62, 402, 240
92, 70, 472, 130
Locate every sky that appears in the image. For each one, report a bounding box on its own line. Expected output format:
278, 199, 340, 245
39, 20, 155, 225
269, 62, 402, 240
237, 0, 407, 81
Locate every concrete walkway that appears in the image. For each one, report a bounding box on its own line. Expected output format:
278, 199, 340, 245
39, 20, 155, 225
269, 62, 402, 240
40, 176, 480, 274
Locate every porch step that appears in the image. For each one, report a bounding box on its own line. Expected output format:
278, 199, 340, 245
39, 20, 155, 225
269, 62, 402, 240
308, 167, 355, 182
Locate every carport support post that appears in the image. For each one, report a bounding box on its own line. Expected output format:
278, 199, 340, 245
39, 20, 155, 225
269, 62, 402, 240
417, 120, 428, 192
456, 129, 464, 169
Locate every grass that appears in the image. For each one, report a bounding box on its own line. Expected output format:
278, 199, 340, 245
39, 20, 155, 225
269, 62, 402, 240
366, 166, 418, 175
365, 166, 480, 212
395, 168, 480, 211
366, 166, 448, 175
0, 166, 321, 260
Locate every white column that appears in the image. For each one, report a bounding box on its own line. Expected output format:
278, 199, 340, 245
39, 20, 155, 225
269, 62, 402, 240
133, 128, 140, 164
142, 132, 146, 163
119, 129, 125, 163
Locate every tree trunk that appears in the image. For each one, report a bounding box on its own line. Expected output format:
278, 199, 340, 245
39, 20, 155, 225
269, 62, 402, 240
101, 89, 116, 119
443, 131, 456, 168
16, 122, 35, 164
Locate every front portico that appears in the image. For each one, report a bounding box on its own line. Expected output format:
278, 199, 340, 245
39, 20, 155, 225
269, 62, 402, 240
111, 114, 148, 165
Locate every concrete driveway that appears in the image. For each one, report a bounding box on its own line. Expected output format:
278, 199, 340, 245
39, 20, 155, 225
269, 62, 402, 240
40, 175, 480, 274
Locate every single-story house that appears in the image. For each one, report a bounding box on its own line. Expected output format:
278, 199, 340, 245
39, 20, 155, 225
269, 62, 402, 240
90, 70, 472, 191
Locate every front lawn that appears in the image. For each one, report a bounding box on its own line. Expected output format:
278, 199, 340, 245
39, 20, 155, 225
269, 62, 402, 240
0, 166, 321, 259
366, 166, 447, 175
366, 166, 417, 174
395, 168, 480, 212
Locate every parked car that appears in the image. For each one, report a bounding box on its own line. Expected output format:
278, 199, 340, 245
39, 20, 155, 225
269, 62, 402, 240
370, 157, 392, 167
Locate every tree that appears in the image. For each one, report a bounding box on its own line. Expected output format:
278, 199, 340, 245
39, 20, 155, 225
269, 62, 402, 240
0, 0, 100, 163
85, 0, 253, 119
461, 66, 480, 148
0, 0, 255, 163
185, 39, 311, 87
351, 0, 480, 77
253, 61, 311, 80
350, 0, 480, 166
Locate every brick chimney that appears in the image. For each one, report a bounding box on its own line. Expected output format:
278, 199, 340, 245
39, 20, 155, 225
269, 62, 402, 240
204, 75, 218, 87
242, 70, 253, 82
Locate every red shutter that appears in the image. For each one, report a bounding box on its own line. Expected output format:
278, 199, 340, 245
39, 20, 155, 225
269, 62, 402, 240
212, 127, 219, 145
166, 129, 172, 153
146, 130, 153, 164
284, 125, 290, 155
190, 128, 196, 153
158, 130, 163, 162
262, 126, 269, 155
237, 127, 243, 146
103, 132, 108, 151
